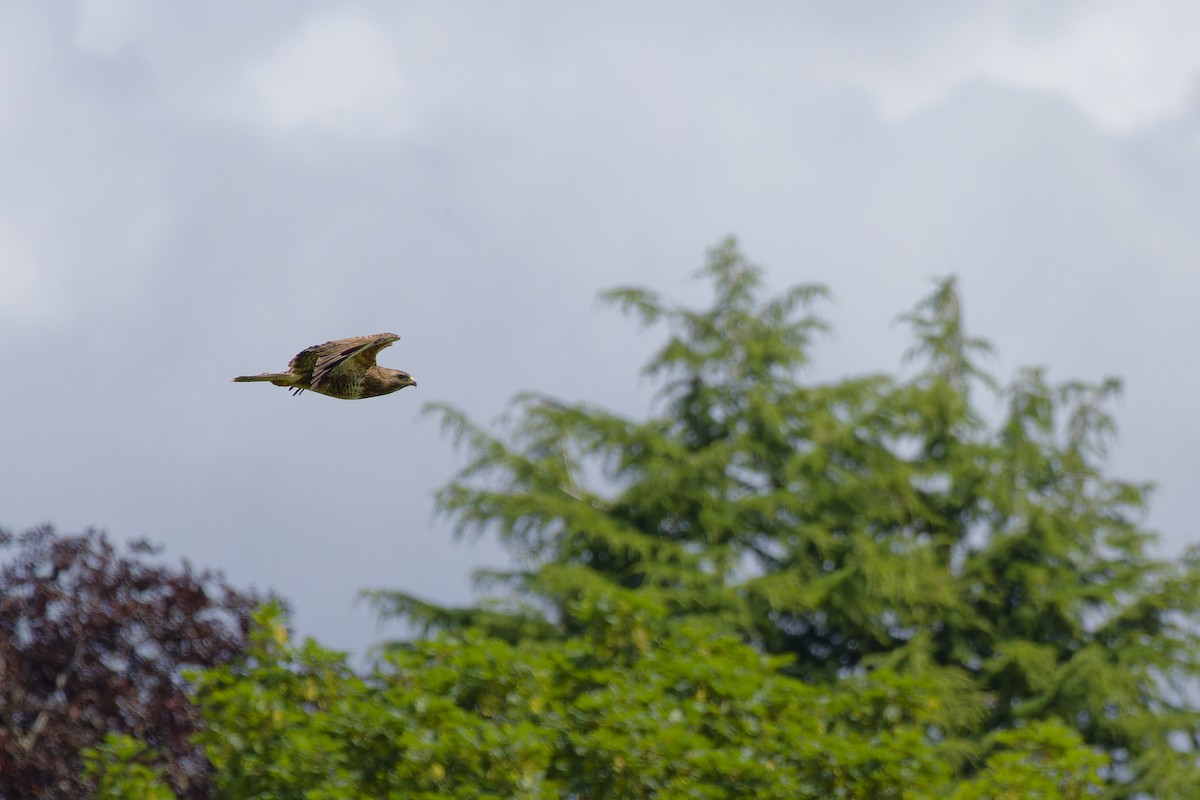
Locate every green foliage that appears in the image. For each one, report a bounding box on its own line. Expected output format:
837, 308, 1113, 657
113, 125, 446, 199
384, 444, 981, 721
949, 722, 1107, 800
86, 736, 176, 800
369, 237, 1200, 796
90, 604, 1106, 799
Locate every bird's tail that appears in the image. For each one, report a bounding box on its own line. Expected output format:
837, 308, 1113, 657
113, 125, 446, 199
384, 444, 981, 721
232, 373, 294, 387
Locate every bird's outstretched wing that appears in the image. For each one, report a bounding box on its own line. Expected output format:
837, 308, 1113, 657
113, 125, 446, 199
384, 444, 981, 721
309, 333, 400, 389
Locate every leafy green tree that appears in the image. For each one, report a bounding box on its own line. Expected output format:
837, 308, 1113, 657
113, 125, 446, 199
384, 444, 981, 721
370, 238, 1200, 797
91, 602, 1106, 799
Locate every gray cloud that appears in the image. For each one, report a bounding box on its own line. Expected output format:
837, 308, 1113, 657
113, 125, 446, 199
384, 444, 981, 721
2, 1, 1198, 654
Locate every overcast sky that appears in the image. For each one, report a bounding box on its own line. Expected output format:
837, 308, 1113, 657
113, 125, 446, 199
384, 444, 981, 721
3, 1, 1199, 656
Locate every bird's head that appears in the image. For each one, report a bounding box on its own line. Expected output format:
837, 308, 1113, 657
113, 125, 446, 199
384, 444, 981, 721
386, 369, 417, 391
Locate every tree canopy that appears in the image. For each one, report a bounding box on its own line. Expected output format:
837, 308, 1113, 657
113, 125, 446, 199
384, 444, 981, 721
93, 601, 1107, 799
370, 238, 1200, 797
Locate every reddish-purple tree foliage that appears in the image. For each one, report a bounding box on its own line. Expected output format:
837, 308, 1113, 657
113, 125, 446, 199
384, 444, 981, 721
0, 526, 260, 799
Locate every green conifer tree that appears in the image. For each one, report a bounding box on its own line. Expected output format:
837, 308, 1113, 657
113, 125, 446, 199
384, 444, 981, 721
371, 238, 1200, 796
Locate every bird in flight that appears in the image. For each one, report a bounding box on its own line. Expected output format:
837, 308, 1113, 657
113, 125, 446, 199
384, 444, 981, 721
233, 333, 416, 399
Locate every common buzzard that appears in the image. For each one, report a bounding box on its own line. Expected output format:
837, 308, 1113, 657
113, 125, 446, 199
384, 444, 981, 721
233, 333, 416, 399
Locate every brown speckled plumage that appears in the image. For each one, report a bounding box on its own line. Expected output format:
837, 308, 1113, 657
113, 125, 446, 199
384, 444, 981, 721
233, 333, 416, 399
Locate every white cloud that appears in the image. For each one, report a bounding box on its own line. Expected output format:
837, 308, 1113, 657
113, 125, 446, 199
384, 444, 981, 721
837, 1, 1200, 134
984, 3, 1200, 133
244, 10, 408, 139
